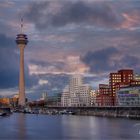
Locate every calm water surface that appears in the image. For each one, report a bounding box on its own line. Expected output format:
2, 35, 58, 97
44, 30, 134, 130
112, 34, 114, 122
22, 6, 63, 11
0, 113, 140, 140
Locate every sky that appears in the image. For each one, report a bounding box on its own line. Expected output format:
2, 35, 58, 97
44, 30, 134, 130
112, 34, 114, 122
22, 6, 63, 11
0, 0, 140, 100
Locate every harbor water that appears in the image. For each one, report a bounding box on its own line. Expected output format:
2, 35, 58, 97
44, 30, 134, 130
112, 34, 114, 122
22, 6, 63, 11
0, 113, 140, 140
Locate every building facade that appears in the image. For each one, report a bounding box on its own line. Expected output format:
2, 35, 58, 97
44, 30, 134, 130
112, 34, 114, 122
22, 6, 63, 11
61, 75, 92, 107
96, 94, 113, 106
98, 69, 140, 106
90, 90, 97, 106
116, 86, 140, 106
99, 84, 111, 95
109, 69, 134, 105
61, 86, 70, 107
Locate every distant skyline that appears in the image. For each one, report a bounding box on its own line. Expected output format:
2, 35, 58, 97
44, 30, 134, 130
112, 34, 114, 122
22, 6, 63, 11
0, 0, 140, 99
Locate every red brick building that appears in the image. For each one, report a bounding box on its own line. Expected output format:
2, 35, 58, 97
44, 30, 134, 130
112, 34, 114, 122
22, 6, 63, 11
109, 69, 134, 105
118, 69, 133, 83
97, 84, 112, 106
96, 94, 113, 106
109, 72, 122, 98
98, 69, 140, 106
130, 80, 140, 86
99, 84, 111, 94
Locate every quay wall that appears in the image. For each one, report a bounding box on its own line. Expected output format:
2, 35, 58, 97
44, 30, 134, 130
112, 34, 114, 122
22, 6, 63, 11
45, 106, 140, 119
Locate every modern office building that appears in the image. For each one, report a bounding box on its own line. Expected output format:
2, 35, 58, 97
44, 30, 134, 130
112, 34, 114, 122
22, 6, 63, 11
97, 84, 113, 106
109, 70, 133, 93
90, 90, 97, 106
109, 72, 122, 97
109, 69, 134, 105
99, 84, 111, 95
134, 74, 140, 81
61, 75, 92, 107
118, 69, 134, 83
69, 75, 83, 93
96, 94, 113, 106
116, 86, 140, 106
78, 84, 91, 106
61, 86, 70, 107
98, 69, 140, 106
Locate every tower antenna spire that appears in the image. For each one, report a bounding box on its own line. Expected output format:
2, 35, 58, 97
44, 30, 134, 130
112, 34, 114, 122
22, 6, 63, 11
20, 18, 24, 33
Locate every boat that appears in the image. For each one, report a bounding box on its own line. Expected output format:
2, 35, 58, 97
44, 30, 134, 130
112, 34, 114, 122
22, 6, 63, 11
0, 112, 9, 116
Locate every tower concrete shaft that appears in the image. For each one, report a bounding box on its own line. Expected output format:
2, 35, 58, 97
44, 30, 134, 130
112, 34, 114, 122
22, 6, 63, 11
16, 34, 28, 107
19, 45, 25, 106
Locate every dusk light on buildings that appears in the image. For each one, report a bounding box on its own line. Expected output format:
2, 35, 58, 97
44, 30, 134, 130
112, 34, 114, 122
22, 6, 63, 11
0, 1, 140, 139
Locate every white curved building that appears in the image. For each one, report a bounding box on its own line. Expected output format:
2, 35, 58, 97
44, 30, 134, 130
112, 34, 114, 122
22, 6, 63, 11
61, 75, 92, 107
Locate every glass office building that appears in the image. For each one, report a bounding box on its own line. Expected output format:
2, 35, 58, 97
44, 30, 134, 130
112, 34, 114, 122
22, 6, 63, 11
117, 86, 140, 106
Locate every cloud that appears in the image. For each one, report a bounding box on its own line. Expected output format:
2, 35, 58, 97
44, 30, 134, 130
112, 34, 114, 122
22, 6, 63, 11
0, 1, 15, 8
81, 47, 140, 74
0, 33, 38, 90
121, 12, 140, 30
38, 79, 48, 86
0, 34, 14, 48
0, 34, 19, 88
29, 74, 70, 93
28, 55, 89, 76
25, 1, 123, 29
81, 47, 119, 73
1, 0, 140, 99
121, 55, 140, 68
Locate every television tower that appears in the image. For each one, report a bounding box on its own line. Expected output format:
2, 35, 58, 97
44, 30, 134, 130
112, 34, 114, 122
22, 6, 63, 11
16, 19, 28, 107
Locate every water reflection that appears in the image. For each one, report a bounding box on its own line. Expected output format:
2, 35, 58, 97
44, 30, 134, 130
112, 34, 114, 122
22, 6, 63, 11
61, 116, 99, 139
0, 114, 140, 140
17, 113, 27, 140
133, 123, 140, 135
61, 116, 140, 140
